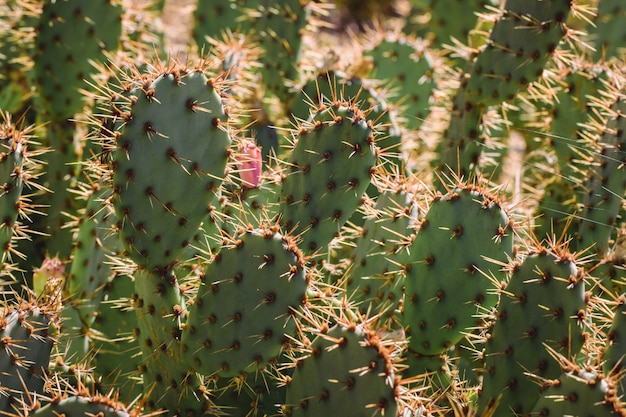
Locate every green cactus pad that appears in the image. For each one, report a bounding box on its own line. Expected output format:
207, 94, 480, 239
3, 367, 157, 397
67, 184, 122, 323
256, 0, 310, 103
211, 367, 289, 417
33, 0, 123, 120
549, 63, 608, 180
193, 0, 258, 50
364, 36, 435, 131
603, 299, 626, 396
433, 79, 484, 187
531, 367, 624, 417
284, 322, 399, 417
465, 0, 571, 107
589, 0, 626, 62
477, 246, 587, 416
91, 274, 142, 403
111, 66, 231, 271
346, 183, 417, 326
534, 175, 578, 242
289, 72, 403, 171
133, 267, 209, 413
403, 185, 514, 355
0, 302, 55, 413
181, 225, 307, 378
279, 103, 378, 255
0, 114, 38, 263
576, 94, 626, 256
428, 0, 492, 48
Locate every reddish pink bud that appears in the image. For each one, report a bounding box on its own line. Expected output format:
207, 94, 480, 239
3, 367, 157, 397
237, 140, 262, 188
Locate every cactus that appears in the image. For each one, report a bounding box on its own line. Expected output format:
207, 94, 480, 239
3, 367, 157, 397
108, 64, 231, 270
283, 319, 400, 417
477, 239, 587, 416
0, 113, 42, 265
575, 85, 626, 256
434, 0, 573, 186
181, 224, 308, 378
362, 34, 436, 131
403, 183, 514, 356
345, 178, 418, 327
32, 395, 130, 417
1, 0, 626, 416
531, 359, 625, 417
0, 298, 57, 413
278, 101, 378, 255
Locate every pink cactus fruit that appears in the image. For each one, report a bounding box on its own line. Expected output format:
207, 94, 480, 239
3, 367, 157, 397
236, 140, 262, 188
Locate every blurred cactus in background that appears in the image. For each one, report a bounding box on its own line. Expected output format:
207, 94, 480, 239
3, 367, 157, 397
1, 0, 626, 416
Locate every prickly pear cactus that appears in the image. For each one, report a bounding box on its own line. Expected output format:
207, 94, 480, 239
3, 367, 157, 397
279, 101, 378, 255
403, 184, 514, 355
477, 242, 587, 416
346, 180, 418, 326
32, 395, 130, 417
33, 0, 123, 120
109, 65, 231, 270
363, 35, 435, 131
576, 91, 626, 256
0, 301, 56, 413
181, 224, 308, 378
531, 364, 625, 417
284, 320, 399, 417
603, 297, 626, 397
0, 113, 40, 263
465, 0, 571, 107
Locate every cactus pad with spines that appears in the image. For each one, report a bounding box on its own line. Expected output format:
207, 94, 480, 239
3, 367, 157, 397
531, 366, 625, 417
602, 298, 626, 396
284, 321, 399, 417
33, 0, 123, 120
110, 66, 231, 271
364, 36, 435, 131
346, 183, 417, 326
477, 244, 587, 416
403, 184, 514, 355
278, 102, 378, 255
32, 395, 130, 417
576, 93, 626, 256
0, 301, 55, 413
0, 114, 39, 263
193, 0, 259, 52
465, 0, 571, 107
181, 225, 307, 378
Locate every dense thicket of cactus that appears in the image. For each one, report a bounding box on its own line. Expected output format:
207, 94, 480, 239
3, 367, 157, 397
0, 0, 626, 416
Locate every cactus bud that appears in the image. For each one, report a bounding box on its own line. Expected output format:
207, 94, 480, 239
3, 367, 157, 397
237, 140, 262, 188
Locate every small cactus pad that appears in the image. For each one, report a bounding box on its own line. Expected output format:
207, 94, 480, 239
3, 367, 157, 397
576, 93, 626, 256
531, 367, 625, 417
32, 395, 130, 417
284, 322, 399, 417
364, 37, 435, 131
0, 113, 38, 263
0, 302, 55, 412
193, 0, 258, 49
279, 103, 378, 255
181, 225, 307, 378
346, 184, 417, 326
603, 298, 626, 395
